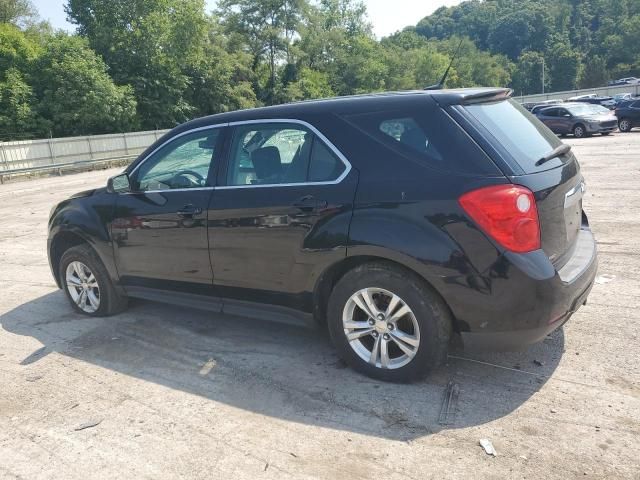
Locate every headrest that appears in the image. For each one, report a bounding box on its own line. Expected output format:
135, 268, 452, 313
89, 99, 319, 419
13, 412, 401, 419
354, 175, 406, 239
251, 146, 282, 180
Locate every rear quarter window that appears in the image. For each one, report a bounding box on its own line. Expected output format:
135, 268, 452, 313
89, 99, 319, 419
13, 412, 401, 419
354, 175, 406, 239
342, 107, 500, 176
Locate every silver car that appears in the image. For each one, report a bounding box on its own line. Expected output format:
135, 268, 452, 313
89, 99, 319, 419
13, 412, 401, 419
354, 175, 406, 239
535, 103, 618, 138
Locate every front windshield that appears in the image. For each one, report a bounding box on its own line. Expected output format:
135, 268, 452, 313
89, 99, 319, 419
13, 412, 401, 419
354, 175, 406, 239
567, 104, 610, 116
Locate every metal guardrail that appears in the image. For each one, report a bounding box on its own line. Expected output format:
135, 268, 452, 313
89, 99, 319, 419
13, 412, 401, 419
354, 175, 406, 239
0, 129, 169, 183
516, 84, 640, 103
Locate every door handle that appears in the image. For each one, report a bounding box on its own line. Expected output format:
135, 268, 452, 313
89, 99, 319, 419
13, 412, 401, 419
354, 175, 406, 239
292, 195, 327, 211
177, 204, 203, 217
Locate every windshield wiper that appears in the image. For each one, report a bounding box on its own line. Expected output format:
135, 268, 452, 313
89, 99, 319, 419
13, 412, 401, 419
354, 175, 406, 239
535, 144, 571, 166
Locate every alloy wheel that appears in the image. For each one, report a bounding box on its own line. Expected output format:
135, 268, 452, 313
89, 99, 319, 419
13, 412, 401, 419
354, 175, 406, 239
574, 126, 585, 138
66, 261, 100, 313
619, 120, 631, 132
342, 287, 420, 369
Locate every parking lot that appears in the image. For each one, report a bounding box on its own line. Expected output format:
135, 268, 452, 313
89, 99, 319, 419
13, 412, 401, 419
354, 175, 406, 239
1, 132, 639, 479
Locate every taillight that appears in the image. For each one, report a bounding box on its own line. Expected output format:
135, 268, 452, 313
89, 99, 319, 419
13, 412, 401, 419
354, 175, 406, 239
459, 184, 540, 253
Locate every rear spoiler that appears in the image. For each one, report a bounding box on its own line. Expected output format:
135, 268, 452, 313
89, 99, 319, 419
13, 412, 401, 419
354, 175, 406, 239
462, 88, 513, 105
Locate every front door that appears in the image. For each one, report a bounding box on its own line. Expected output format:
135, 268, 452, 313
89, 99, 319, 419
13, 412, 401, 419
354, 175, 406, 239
208, 120, 356, 311
112, 126, 225, 294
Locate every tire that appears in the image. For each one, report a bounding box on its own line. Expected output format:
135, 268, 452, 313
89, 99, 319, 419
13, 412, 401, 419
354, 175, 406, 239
601, 132, 611, 136
618, 119, 632, 133
59, 244, 128, 316
327, 262, 452, 382
573, 124, 587, 138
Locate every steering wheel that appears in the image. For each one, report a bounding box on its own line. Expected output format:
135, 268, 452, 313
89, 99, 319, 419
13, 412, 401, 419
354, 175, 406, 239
173, 169, 206, 187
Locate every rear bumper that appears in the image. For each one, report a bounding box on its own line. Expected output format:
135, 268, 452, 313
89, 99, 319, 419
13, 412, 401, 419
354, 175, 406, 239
459, 228, 598, 351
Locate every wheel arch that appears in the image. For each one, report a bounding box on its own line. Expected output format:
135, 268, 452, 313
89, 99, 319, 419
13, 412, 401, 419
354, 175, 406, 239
312, 254, 458, 332
49, 230, 92, 288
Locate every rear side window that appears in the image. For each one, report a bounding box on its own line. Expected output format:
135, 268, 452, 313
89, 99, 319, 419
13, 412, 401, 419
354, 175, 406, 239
463, 99, 563, 173
226, 122, 346, 186
344, 107, 500, 176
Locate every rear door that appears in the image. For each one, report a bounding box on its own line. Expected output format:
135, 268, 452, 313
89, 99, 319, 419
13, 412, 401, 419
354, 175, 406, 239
207, 120, 357, 310
458, 100, 584, 267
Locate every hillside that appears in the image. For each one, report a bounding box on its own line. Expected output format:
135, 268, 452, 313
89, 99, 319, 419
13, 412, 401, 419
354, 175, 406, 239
409, 0, 640, 94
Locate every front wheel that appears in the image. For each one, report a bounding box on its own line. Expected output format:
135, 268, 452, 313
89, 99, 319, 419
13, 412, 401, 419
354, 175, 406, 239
327, 263, 451, 382
59, 244, 127, 316
619, 119, 632, 133
573, 124, 588, 138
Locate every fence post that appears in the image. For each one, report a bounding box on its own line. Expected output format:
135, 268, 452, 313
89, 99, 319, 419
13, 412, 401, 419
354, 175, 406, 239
86, 136, 94, 161
47, 136, 56, 165
0, 143, 7, 184
0, 142, 7, 171
122, 133, 129, 155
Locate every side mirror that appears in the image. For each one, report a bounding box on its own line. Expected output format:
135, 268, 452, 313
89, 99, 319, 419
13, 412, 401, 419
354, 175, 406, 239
107, 173, 131, 193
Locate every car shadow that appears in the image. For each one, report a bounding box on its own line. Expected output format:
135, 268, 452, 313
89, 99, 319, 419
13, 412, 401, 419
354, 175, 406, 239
1, 291, 565, 441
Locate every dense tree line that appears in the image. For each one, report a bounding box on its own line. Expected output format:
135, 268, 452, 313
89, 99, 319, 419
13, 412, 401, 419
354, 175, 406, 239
1, 0, 638, 140
413, 0, 640, 95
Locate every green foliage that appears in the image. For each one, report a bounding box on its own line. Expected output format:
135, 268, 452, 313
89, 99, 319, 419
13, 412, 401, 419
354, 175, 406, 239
2, 0, 638, 141
512, 51, 550, 96
0, 0, 35, 27
414, 0, 640, 94
32, 34, 138, 136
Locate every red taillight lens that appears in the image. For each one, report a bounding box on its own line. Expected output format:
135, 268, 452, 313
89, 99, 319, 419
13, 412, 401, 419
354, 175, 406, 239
459, 184, 540, 253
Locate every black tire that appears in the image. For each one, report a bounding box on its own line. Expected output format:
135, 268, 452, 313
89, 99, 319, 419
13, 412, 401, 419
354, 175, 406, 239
327, 262, 452, 382
618, 118, 632, 133
59, 244, 128, 316
601, 132, 611, 136
573, 124, 587, 138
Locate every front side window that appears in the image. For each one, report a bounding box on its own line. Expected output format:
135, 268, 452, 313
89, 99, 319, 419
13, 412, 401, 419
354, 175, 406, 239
134, 128, 220, 191
227, 123, 345, 186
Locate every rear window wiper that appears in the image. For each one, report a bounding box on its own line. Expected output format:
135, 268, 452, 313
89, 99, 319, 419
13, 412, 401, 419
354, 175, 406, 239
535, 144, 571, 166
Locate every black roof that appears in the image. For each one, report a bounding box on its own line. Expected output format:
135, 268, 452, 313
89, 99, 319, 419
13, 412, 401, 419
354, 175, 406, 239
177, 87, 511, 132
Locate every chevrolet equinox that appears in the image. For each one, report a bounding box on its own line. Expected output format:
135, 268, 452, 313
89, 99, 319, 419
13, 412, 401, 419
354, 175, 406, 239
48, 88, 598, 381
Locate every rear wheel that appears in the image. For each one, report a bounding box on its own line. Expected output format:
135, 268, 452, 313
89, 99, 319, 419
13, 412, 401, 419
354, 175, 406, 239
573, 124, 587, 138
59, 245, 127, 316
327, 263, 451, 382
619, 119, 632, 132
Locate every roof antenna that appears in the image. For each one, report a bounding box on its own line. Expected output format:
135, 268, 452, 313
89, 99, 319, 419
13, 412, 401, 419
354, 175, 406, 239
424, 38, 464, 90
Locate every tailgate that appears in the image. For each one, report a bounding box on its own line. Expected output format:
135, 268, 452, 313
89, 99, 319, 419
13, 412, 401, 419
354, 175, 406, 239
510, 155, 584, 267
458, 98, 585, 266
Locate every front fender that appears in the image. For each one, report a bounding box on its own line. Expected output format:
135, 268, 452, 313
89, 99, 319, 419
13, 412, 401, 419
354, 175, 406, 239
48, 193, 119, 288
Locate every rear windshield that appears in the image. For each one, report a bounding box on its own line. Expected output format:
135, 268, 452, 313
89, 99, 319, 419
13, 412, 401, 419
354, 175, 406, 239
464, 99, 564, 173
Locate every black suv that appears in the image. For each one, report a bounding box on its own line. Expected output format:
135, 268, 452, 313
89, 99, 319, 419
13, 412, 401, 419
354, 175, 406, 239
48, 88, 598, 381
615, 99, 640, 132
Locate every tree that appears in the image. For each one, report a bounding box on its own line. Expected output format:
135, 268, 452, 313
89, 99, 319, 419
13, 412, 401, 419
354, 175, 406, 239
579, 55, 608, 89
512, 51, 550, 95
66, 0, 209, 128
546, 38, 582, 91
217, 0, 308, 103
32, 34, 137, 136
0, 68, 42, 138
0, 0, 36, 26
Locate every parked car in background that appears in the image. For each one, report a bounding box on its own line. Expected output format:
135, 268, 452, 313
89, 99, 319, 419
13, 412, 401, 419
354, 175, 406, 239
608, 77, 640, 86
535, 103, 618, 137
47, 88, 598, 381
613, 93, 636, 105
608, 77, 639, 86
615, 99, 640, 132
531, 103, 563, 115
568, 94, 616, 109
